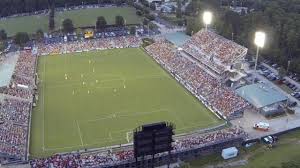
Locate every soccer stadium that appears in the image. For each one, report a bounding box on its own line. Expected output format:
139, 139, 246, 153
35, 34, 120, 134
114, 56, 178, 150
1, 1, 300, 168
0, 30, 250, 166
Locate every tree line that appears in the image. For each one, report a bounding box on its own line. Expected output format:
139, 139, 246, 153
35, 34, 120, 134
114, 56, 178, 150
185, 0, 300, 74
0, 14, 130, 47
0, 0, 127, 17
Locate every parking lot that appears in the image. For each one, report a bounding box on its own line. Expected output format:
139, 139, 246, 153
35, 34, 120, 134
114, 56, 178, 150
232, 60, 300, 139
254, 62, 300, 104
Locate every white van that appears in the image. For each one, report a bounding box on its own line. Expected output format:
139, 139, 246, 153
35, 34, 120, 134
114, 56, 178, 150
253, 122, 269, 131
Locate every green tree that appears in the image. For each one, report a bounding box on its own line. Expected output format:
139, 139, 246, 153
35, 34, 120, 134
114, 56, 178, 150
176, 0, 182, 18
143, 18, 149, 25
96, 16, 107, 31
281, 161, 300, 168
0, 41, 5, 52
278, 68, 287, 79
136, 10, 143, 16
145, 14, 155, 21
115, 15, 125, 27
48, 2, 55, 31
150, 2, 156, 10
62, 18, 74, 33
14, 32, 30, 46
36, 29, 44, 41
0, 29, 7, 41
241, 8, 246, 16
130, 26, 136, 35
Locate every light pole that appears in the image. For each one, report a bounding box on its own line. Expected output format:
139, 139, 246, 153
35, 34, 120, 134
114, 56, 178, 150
203, 11, 212, 31
253, 31, 266, 83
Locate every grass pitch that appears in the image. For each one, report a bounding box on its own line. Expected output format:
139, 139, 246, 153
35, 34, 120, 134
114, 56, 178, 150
30, 48, 223, 158
0, 7, 141, 36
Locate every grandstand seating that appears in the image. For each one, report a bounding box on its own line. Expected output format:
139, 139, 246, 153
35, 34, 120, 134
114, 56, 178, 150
146, 40, 248, 119
0, 50, 36, 162
30, 127, 247, 168
0, 34, 249, 167
182, 29, 247, 74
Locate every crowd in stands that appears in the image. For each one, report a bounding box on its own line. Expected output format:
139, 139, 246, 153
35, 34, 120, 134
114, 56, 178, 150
0, 50, 36, 160
146, 40, 248, 118
174, 127, 247, 150
30, 127, 246, 168
0, 98, 31, 159
0, 51, 36, 100
38, 36, 141, 55
182, 30, 247, 74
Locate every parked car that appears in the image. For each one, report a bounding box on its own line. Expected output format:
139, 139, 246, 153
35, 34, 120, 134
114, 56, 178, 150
288, 101, 297, 107
254, 122, 270, 131
272, 64, 278, 68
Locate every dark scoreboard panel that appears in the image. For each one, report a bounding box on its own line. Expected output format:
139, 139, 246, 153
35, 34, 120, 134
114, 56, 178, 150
133, 122, 174, 158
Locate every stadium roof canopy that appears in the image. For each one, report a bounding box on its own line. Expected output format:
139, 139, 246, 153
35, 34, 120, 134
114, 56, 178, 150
0, 53, 18, 87
164, 32, 190, 46
236, 83, 288, 109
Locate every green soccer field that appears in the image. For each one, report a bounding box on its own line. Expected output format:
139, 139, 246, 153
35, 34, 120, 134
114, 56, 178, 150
29, 48, 223, 158
0, 7, 141, 36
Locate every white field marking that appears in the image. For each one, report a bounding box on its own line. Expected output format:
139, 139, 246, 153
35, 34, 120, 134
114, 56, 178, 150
83, 113, 119, 123
117, 108, 169, 118
44, 122, 217, 151
82, 108, 168, 123
181, 87, 218, 123
42, 57, 46, 151
46, 74, 165, 89
44, 122, 210, 152
111, 128, 133, 134
76, 120, 84, 146
127, 74, 166, 80
109, 132, 113, 141
43, 137, 113, 151
47, 82, 84, 88
175, 122, 219, 132
44, 113, 220, 151
47, 77, 125, 89
166, 110, 186, 127
126, 132, 133, 143
44, 144, 85, 151
49, 73, 163, 86
97, 78, 126, 89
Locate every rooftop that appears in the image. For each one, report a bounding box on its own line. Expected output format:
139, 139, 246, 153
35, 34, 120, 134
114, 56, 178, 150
236, 83, 288, 109
0, 52, 18, 88
164, 32, 191, 46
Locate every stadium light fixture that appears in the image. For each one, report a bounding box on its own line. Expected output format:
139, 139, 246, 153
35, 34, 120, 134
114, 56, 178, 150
253, 31, 266, 83
254, 31, 266, 48
203, 11, 212, 31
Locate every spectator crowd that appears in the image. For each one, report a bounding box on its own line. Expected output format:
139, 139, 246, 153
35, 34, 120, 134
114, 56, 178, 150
0, 50, 36, 161
30, 127, 246, 168
146, 40, 248, 119
182, 30, 247, 74
38, 36, 141, 56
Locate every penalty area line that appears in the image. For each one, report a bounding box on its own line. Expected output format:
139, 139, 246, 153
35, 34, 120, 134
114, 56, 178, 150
76, 120, 84, 146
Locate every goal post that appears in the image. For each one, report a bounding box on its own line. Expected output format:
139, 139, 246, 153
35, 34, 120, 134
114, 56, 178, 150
126, 131, 133, 143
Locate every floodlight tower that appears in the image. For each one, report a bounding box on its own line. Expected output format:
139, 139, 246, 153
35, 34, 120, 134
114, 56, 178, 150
203, 11, 212, 31
253, 31, 266, 83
